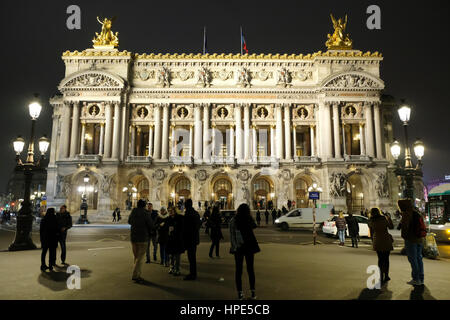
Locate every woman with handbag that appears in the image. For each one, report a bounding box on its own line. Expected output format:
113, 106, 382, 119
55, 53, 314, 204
368, 207, 394, 284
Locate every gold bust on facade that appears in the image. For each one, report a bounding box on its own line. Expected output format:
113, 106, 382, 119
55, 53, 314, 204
325, 14, 353, 50
92, 17, 119, 48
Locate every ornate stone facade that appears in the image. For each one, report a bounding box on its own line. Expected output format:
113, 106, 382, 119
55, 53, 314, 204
46, 31, 400, 214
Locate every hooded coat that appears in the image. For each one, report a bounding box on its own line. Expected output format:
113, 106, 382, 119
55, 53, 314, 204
166, 211, 185, 254
369, 215, 394, 252
155, 212, 170, 244
40, 212, 59, 247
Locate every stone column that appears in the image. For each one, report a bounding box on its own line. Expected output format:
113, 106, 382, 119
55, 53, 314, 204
341, 123, 346, 157
59, 102, 72, 159
292, 125, 297, 158
195, 105, 203, 161
104, 103, 113, 158
211, 124, 216, 157
69, 102, 80, 158
111, 103, 121, 159
120, 103, 128, 161
99, 123, 104, 156
284, 104, 291, 160
202, 104, 209, 161
161, 104, 169, 160
148, 125, 153, 157
153, 104, 161, 159
130, 124, 136, 156
229, 124, 235, 158
365, 103, 375, 157
310, 125, 316, 156
189, 125, 193, 157
49, 114, 59, 164
333, 103, 342, 158
323, 102, 333, 158
276, 105, 284, 159
252, 125, 257, 160
235, 105, 243, 161
374, 102, 383, 159
270, 125, 275, 159
136, 126, 142, 156
79, 123, 86, 155
171, 125, 176, 157
359, 123, 366, 156
244, 104, 250, 160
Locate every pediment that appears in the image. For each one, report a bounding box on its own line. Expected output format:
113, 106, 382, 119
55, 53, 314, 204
59, 70, 125, 91
321, 71, 384, 90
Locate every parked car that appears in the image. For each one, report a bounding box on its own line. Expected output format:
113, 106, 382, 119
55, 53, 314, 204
322, 214, 370, 237
275, 206, 334, 231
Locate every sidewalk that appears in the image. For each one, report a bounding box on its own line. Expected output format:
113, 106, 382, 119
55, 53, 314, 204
0, 237, 449, 300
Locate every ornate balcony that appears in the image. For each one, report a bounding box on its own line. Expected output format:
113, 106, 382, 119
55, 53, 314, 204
125, 156, 153, 164
294, 156, 320, 163
73, 154, 102, 165
169, 155, 193, 165
344, 155, 371, 162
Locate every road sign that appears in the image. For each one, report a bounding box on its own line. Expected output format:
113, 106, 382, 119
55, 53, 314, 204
309, 191, 320, 200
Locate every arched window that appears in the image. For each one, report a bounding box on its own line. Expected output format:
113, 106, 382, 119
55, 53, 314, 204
175, 177, 191, 193
214, 178, 232, 193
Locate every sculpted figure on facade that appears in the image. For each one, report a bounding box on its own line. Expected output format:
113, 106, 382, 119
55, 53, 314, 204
196, 66, 212, 87
63, 175, 73, 198
329, 172, 347, 198
195, 169, 208, 182
326, 75, 378, 89
92, 17, 119, 47
375, 172, 390, 198
276, 67, 292, 88
325, 14, 352, 49
157, 67, 171, 87
236, 67, 251, 87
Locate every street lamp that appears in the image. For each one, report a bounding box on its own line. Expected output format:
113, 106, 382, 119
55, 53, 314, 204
390, 103, 425, 202
9, 94, 49, 251
77, 173, 90, 224
308, 183, 323, 245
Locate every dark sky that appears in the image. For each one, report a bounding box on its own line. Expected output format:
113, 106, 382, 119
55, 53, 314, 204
1, 0, 449, 193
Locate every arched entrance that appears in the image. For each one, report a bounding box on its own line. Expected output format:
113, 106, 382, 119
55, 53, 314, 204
125, 175, 149, 208
168, 175, 191, 206
211, 176, 233, 209
346, 174, 364, 213
252, 176, 275, 210
294, 176, 311, 208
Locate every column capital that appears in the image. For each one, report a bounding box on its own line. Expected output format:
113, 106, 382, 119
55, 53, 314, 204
310, 124, 316, 128
363, 101, 372, 108
229, 124, 235, 129
100, 122, 105, 127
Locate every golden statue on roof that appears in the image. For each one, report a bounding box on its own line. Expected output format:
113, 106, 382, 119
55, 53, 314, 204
325, 14, 353, 50
92, 17, 119, 48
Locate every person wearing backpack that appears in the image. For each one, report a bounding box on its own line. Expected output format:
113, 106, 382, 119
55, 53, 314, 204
229, 203, 260, 300
398, 199, 426, 286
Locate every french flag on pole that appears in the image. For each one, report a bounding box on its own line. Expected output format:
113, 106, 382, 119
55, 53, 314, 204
240, 26, 248, 54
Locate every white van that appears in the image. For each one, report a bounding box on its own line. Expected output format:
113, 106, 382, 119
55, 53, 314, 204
275, 206, 333, 231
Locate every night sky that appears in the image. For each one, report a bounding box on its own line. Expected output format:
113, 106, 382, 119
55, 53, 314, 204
1, 0, 449, 193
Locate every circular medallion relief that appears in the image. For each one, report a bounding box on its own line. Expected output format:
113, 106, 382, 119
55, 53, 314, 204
137, 107, 149, 118
89, 105, 100, 116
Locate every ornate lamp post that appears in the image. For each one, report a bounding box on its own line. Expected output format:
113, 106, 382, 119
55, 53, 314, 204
77, 173, 90, 224
9, 96, 49, 251
390, 103, 425, 203
123, 183, 137, 210
308, 183, 323, 245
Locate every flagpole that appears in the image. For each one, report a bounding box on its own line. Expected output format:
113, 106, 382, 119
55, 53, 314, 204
240, 26, 243, 55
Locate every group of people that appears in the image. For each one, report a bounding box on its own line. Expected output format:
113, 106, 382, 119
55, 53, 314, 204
39, 205, 72, 271
0, 210, 12, 224
255, 208, 282, 226
128, 199, 260, 300
112, 207, 122, 222
335, 200, 427, 286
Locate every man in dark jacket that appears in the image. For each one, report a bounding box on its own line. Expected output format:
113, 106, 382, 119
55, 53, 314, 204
40, 208, 59, 271
345, 213, 360, 248
264, 209, 269, 225
128, 199, 154, 283
146, 202, 158, 263
183, 199, 201, 280
56, 205, 72, 265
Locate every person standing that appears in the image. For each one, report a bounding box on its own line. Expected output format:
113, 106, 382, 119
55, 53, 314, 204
167, 206, 184, 276
112, 209, 117, 222
345, 213, 360, 248
155, 207, 170, 266
230, 203, 260, 300
209, 206, 223, 258
368, 207, 394, 284
128, 199, 154, 283
335, 212, 347, 246
264, 209, 269, 225
398, 199, 427, 286
146, 202, 158, 263
183, 199, 201, 280
203, 206, 211, 234
117, 208, 121, 221
271, 209, 277, 224
40, 208, 59, 271
56, 205, 72, 265
255, 210, 261, 226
